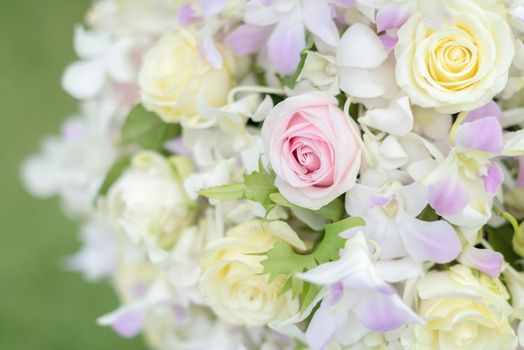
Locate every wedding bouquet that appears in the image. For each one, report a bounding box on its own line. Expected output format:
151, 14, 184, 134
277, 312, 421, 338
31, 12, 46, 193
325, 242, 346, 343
22, 0, 524, 349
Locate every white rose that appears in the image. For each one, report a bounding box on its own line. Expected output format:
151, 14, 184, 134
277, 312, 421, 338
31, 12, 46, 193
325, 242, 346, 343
402, 264, 518, 350
395, 0, 515, 113
200, 220, 305, 326
108, 151, 196, 262
138, 30, 236, 123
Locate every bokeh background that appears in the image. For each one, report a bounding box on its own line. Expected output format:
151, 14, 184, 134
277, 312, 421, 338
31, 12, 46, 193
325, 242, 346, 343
0, 1, 143, 348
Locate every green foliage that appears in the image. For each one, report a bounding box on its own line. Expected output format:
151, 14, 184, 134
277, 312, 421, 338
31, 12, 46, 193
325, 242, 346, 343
96, 156, 131, 198
243, 162, 278, 213
277, 34, 315, 89
121, 104, 181, 151
262, 216, 365, 308
514, 222, 524, 258
199, 160, 277, 213
417, 205, 440, 222
199, 183, 246, 201
270, 193, 345, 223
486, 224, 522, 269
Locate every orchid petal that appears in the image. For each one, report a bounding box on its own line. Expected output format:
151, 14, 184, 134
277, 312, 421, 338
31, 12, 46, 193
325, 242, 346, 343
518, 157, 524, 188
305, 300, 348, 350
358, 96, 413, 136
400, 217, 461, 263
379, 33, 398, 53
201, 30, 223, 68
376, 5, 411, 33
337, 23, 387, 69
74, 25, 110, 58
62, 59, 105, 100
482, 162, 503, 197
455, 117, 503, 154
428, 176, 469, 216
464, 100, 502, 123
353, 292, 420, 332
375, 257, 423, 283
268, 19, 305, 74
302, 0, 339, 47
225, 24, 271, 56
459, 245, 504, 278
98, 306, 145, 338
178, 4, 197, 25
200, 0, 225, 17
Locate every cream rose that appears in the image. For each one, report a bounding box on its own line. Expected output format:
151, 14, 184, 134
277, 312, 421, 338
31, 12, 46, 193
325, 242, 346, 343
395, 0, 515, 113
403, 264, 517, 350
108, 151, 196, 261
138, 30, 236, 123
199, 220, 305, 326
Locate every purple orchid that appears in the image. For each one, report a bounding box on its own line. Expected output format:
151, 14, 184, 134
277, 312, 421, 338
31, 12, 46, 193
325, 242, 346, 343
226, 0, 340, 74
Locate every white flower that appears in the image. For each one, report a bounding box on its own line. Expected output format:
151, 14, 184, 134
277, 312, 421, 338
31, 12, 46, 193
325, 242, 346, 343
138, 30, 236, 124
22, 113, 117, 217
337, 23, 398, 100
298, 232, 422, 349
402, 265, 518, 350
107, 151, 196, 262
65, 215, 118, 281
200, 220, 304, 326
395, 0, 515, 113
345, 181, 460, 263
62, 25, 135, 100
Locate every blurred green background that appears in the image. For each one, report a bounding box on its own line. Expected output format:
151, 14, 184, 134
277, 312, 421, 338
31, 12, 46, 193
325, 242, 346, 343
0, 1, 143, 349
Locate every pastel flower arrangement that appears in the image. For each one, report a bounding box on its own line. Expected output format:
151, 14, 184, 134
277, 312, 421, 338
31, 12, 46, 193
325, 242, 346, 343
22, 0, 524, 349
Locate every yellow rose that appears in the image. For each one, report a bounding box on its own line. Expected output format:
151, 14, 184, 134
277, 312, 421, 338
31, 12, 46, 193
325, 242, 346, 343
403, 265, 517, 350
138, 30, 236, 123
395, 0, 515, 113
199, 220, 305, 326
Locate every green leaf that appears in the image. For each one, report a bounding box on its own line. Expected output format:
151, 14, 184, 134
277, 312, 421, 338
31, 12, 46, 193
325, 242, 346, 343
300, 282, 321, 313
122, 104, 181, 151
277, 33, 315, 89
269, 192, 295, 207
198, 183, 246, 201
199, 160, 277, 213
96, 156, 131, 198
261, 216, 365, 300
317, 198, 345, 222
269, 192, 345, 223
486, 224, 521, 268
242, 161, 277, 213
262, 216, 365, 301
417, 205, 440, 222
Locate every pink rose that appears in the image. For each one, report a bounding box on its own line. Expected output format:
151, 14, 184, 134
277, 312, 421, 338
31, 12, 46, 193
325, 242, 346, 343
261, 92, 362, 210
